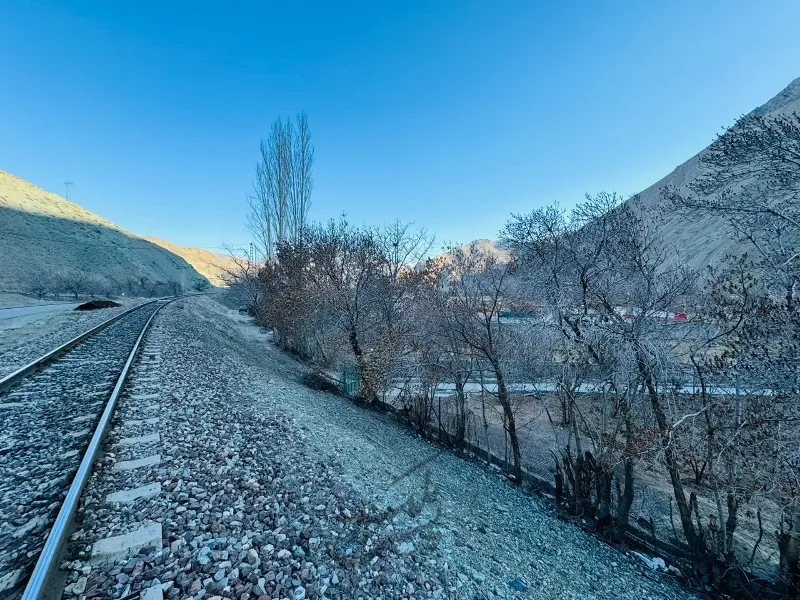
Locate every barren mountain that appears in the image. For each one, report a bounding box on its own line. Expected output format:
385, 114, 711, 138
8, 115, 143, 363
0, 170, 211, 292
631, 77, 800, 270
143, 237, 236, 287
433, 238, 511, 268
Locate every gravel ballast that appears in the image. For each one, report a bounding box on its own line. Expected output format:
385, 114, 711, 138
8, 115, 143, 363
0, 302, 164, 599
59, 296, 692, 600
0, 299, 148, 379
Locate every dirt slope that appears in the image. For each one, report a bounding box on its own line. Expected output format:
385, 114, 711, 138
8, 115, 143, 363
631, 77, 800, 270
0, 170, 211, 292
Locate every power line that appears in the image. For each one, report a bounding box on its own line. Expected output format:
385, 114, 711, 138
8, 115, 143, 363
64, 181, 74, 201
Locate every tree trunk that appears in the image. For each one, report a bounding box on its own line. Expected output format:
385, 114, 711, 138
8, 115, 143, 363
348, 327, 376, 402
614, 457, 635, 542
615, 396, 636, 540
494, 366, 521, 483
778, 495, 800, 596
725, 491, 738, 563
596, 463, 613, 524
454, 378, 466, 445
637, 348, 701, 556
480, 372, 490, 466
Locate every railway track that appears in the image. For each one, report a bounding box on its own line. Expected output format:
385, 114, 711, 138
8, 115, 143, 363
0, 299, 172, 600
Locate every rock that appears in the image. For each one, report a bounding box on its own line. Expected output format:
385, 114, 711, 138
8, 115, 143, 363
72, 577, 87, 595
397, 541, 414, 554
508, 577, 528, 591
255, 578, 267, 595
631, 552, 667, 572
293, 586, 306, 600
188, 578, 203, 595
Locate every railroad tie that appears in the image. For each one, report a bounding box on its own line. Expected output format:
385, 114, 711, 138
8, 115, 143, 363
123, 417, 160, 427
118, 432, 160, 446
90, 523, 163, 564
130, 393, 159, 401
106, 482, 162, 504
113, 454, 161, 471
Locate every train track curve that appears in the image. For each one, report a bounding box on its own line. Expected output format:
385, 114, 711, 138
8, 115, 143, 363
0, 299, 173, 600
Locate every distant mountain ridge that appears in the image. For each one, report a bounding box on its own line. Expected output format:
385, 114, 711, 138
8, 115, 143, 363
431, 238, 511, 268
0, 170, 213, 293
144, 237, 235, 287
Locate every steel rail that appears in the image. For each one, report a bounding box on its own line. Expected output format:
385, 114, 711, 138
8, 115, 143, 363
0, 300, 159, 394
20, 297, 178, 600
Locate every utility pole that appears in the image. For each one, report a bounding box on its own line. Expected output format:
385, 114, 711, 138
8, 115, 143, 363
64, 181, 74, 201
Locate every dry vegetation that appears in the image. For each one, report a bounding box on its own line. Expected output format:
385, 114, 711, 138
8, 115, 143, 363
227, 104, 800, 599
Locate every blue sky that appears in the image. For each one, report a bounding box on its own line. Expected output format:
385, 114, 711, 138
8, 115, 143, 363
1, 1, 799, 252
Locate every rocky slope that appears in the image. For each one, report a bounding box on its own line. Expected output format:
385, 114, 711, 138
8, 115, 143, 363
0, 170, 211, 292
631, 77, 800, 271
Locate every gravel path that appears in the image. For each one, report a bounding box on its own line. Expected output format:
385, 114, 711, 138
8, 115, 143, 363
56, 296, 692, 600
0, 299, 148, 379
0, 302, 163, 599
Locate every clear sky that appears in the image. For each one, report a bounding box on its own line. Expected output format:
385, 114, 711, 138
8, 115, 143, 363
1, 1, 799, 252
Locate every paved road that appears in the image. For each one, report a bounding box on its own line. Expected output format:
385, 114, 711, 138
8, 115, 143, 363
0, 303, 79, 322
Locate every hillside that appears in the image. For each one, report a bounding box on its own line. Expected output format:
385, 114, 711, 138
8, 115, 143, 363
144, 237, 236, 287
434, 238, 511, 267
0, 170, 211, 293
630, 77, 800, 271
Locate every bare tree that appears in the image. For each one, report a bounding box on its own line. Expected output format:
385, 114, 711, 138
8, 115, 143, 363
291, 112, 314, 243
431, 242, 524, 482
125, 276, 140, 297
413, 282, 476, 447
668, 110, 800, 590
59, 269, 90, 300
247, 112, 315, 260
218, 245, 263, 309
25, 271, 52, 299
306, 219, 388, 401
505, 193, 701, 542
167, 280, 183, 296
